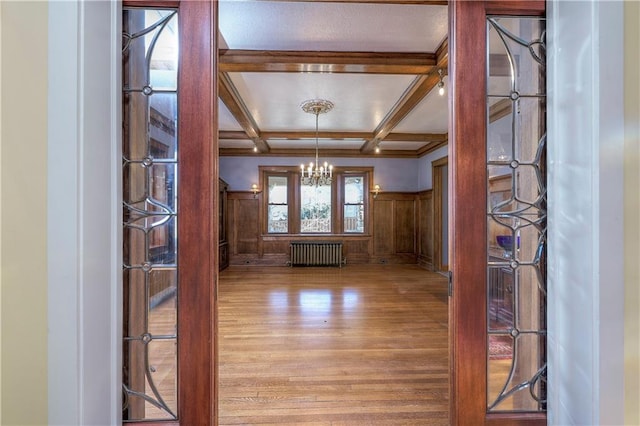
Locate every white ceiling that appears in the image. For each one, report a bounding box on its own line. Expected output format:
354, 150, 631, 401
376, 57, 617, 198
218, 2, 447, 52
217, 1, 450, 157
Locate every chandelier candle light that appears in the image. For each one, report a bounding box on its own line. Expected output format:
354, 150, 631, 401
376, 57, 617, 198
300, 99, 334, 187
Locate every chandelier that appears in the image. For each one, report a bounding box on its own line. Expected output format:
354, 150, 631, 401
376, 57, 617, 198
300, 99, 334, 186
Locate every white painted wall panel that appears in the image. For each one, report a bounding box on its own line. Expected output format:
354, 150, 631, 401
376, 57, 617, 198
48, 1, 121, 424
48, 1, 80, 422
547, 1, 625, 424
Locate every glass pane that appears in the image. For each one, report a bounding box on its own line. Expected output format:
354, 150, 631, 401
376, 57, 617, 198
344, 205, 364, 233
123, 339, 177, 420
123, 7, 179, 422
149, 94, 177, 161
147, 9, 178, 91
146, 339, 178, 417
301, 184, 332, 233
344, 176, 364, 204
268, 205, 288, 233
344, 176, 364, 233
486, 16, 546, 413
268, 175, 288, 204
148, 270, 177, 336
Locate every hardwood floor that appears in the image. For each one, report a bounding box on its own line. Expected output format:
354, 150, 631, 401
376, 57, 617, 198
218, 264, 450, 425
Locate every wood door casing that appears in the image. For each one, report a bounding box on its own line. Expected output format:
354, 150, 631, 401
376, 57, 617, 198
177, 1, 218, 424
123, 1, 548, 424
448, 1, 545, 425
432, 156, 448, 272
122, 1, 217, 424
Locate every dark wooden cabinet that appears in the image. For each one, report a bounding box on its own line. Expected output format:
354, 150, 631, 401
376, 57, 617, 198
219, 178, 229, 271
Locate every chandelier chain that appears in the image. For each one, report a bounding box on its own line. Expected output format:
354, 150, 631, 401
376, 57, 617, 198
300, 99, 334, 187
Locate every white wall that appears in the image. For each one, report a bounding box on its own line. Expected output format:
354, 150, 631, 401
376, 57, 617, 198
1, 3, 4, 418
47, 1, 121, 424
220, 155, 420, 192
624, 2, 640, 423
1, 2, 49, 423
547, 1, 625, 424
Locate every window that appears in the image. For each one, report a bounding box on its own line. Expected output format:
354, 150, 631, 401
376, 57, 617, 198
343, 175, 365, 233
262, 166, 372, 235
300, 184, 332, 233
267, 175, 289, 233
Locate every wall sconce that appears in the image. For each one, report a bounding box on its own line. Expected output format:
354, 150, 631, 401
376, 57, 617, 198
251, 183, 261, 198
372, 184, 381, 199
437, 68, 445, 96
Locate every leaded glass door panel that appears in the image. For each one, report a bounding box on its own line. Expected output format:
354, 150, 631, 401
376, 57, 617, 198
449, 1, 546, 424
122, 1, 218, 424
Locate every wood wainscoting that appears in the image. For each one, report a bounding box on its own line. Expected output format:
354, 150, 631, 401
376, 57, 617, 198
227, 190, 435, 267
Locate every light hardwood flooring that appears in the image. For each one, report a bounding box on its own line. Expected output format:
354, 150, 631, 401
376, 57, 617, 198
218, 264, 450, 425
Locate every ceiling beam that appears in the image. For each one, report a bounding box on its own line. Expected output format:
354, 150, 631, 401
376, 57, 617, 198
260, 131, 372, 140
219, 50, 437, 74
219, 131, 250, 140
383, 132, 447, 142
489, 99, 512, 123
218, 72, 270, 153
263, 0, 448, 4
360, 37, 449, 153
416, 139, 448, 156
220, 147, 422, 159
221, 130, 449, 143
217, 35, 451, 156
359, 70, 443, 153
436, 37, 448, 65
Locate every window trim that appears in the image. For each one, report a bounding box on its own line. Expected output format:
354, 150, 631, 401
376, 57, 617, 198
260, 165, 373, 235
264, 172, 291, 234
341, 172, 368, 234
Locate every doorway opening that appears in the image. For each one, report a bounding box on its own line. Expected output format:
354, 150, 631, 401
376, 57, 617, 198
120, 1, 547, 424
432, 156, 449, 273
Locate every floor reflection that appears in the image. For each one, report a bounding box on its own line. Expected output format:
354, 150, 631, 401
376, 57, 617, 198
268, 290, 288, 311
268, 288, 361, 314
299, 290, 332, 313
342, 289, 359, 311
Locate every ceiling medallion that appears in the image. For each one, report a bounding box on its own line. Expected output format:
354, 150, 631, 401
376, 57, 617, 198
300, 99, 334, 187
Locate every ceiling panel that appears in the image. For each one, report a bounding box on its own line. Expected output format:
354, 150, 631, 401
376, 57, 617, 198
219, 1, 447, 53
228, 72, 417, 132
393, 76, 449, 134
268, 138, 364, 151
218, 99, 243, 131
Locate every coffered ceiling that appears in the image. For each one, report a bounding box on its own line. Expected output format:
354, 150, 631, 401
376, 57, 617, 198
217, 0, 450, 158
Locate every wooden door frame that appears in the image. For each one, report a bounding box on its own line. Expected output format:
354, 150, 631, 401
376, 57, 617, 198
122, 1, 218, 424
176, 1, 218, 424
124, 1, 548, 424
448, 1, 545, 425
432, 156, 448, 272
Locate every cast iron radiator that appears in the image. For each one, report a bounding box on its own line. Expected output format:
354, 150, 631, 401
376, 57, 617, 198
289, 241, 344, 267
